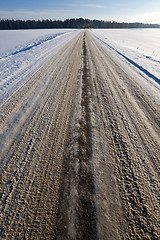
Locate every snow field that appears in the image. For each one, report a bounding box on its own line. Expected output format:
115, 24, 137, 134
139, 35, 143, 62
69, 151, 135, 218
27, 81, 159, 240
90, 29, 160, 80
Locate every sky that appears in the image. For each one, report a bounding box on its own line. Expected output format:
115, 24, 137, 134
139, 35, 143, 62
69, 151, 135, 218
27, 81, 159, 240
0, 0, 160, 24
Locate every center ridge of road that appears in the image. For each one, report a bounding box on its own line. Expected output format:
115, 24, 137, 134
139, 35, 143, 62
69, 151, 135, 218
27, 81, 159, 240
0, 30, 159, 239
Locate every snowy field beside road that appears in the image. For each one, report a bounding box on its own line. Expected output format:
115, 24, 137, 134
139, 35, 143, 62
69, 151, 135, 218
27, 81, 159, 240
0, 29, 81, 105
91, 29, 160, 80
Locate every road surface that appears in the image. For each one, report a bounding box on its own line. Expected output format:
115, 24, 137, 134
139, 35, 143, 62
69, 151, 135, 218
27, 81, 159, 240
0, 31, 159, 239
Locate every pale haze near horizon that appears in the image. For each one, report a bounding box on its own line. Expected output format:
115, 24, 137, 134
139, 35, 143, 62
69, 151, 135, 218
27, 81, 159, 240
0, 0, 160, 24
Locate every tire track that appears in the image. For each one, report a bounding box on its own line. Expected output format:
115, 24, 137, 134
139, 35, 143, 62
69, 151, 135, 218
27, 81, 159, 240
86, 31, 160, 239
0, 32, 83, 239
0, 35, 82, 158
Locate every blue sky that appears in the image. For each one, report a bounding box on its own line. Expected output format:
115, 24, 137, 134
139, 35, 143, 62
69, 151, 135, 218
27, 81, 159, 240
0, 0, 160, 23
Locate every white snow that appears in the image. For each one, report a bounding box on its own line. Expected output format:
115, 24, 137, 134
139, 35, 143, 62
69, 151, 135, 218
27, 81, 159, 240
90, 29, 160, 83
0, 29, 81, 105
1, 28, 160, 106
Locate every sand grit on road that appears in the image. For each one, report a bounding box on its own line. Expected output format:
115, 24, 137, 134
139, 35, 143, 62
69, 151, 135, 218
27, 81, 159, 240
0, 31, 159, 239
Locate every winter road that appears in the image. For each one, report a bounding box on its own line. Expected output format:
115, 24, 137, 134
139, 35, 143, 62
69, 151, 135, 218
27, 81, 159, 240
0, 31, 159, 239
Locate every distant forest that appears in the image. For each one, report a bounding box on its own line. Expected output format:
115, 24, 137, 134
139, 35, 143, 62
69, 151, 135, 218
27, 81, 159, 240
0, 18, 160, 30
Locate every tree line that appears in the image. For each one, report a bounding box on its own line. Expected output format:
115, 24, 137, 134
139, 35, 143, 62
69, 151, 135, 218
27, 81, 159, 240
0, 18, 160, 30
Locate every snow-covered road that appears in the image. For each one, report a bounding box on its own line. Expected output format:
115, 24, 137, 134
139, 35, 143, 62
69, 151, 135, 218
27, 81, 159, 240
0, 30, 159, 239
